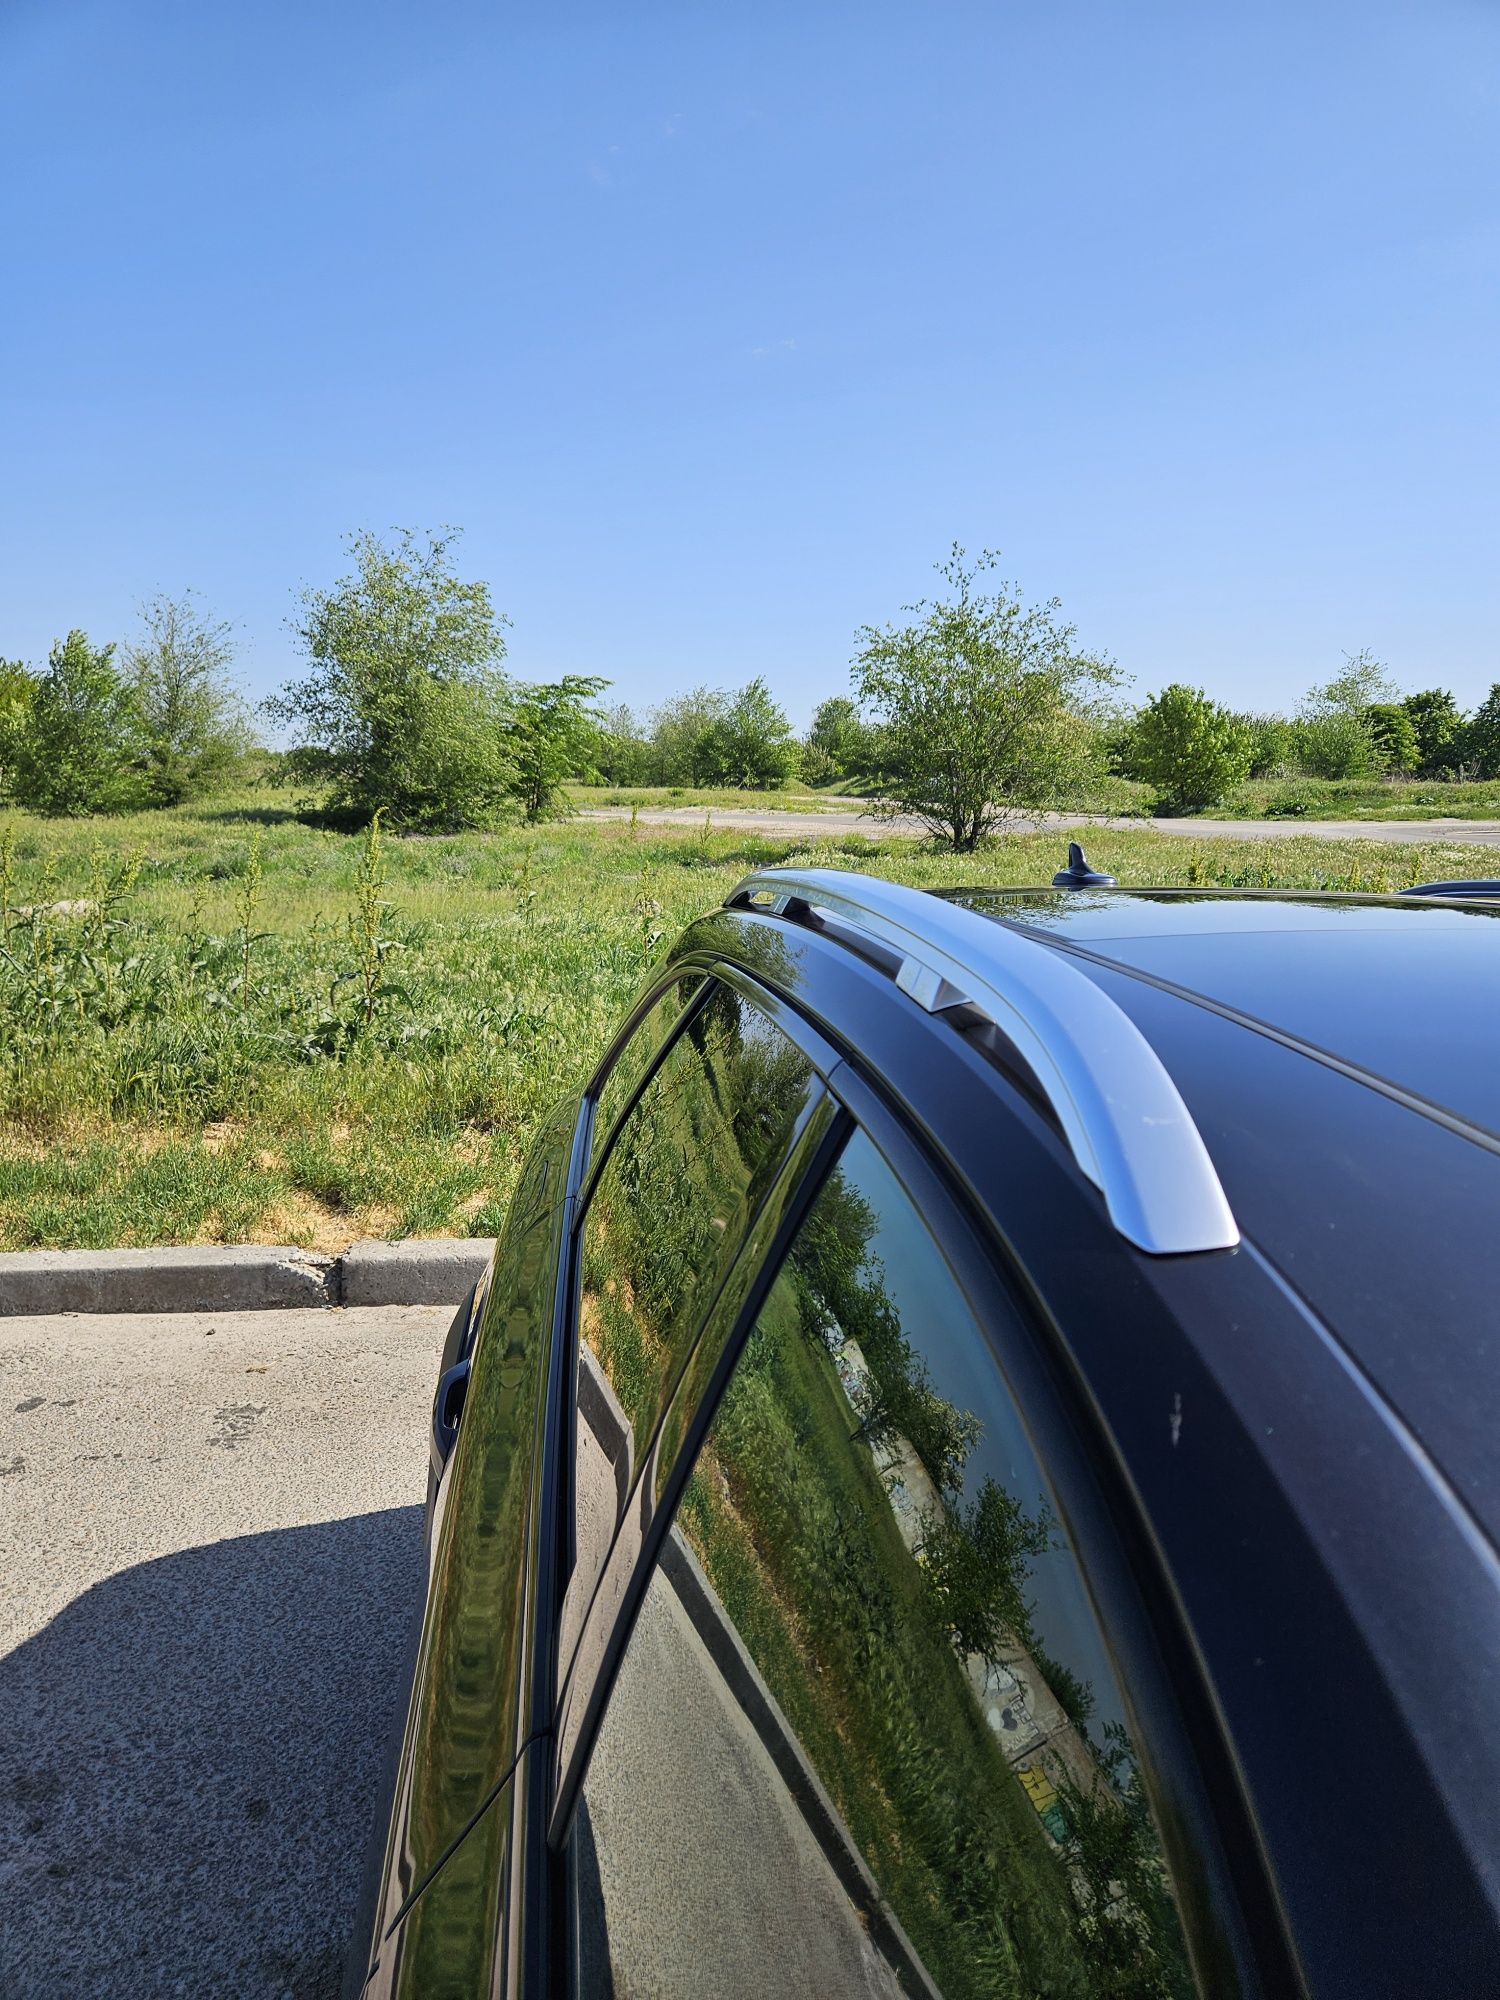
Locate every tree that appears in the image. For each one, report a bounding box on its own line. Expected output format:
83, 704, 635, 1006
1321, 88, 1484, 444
1402, 689, 1465, 776
1466, 685, 1500, 779
1294, 649, 1397, 780
803, 694, 875, 785
268, 528, 514, 830
1232, 710, 1298, 779
595, 702, 654, 786
0, 661, 35, 801
919, 1476, 1053, 1667
1365, 702, 1419, 775
125, 592, 253, 804
508, 674, 609, 821
647, 687, 731, 786
696, 676, 799, 788
11, 631, 146, 815
1130, 684, 1252, 814
852, 547, 1117, 851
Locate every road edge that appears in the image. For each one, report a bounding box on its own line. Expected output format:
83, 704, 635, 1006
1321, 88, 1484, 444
0, 1237, 497, 1316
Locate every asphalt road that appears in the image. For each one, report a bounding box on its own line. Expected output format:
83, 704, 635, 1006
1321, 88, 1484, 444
582, 804, 1500, 848
0, 1303, 452, 2000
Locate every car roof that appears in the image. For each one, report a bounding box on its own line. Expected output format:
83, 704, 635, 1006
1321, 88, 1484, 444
937, 884, 1500, 1548
945, 886, 1500, 1144
726, 869, 1500, 1553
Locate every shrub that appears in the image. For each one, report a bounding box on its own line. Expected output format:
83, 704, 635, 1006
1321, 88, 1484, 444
1402, 689, 1465, 777
10, 631, 147, 816
268, 527, 514, 831
1365, 702, 1419, 774
1130, 683, 1252, 814
853, 546, 1117, 851
126, 592, 254, 805
508, 675, 609, 821
1465, 685, 1500, 779
1294, 649, 1395, 779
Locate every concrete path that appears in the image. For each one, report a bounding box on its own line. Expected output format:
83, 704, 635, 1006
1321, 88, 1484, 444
581, 804, 1500, 849
0, 1304, 451, 2000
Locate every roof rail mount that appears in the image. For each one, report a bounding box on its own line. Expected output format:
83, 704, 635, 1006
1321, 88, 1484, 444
1053, 842, 1116, 889
726, 867, 1238, 1258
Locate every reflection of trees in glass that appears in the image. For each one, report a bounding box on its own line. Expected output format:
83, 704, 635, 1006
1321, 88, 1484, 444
790, 1165, 979, 1498
582, 987, 812, 1456
919, 1476, 1053, 1667
674, 1146, 1195, 2000
1056, 1725, 1196, 2000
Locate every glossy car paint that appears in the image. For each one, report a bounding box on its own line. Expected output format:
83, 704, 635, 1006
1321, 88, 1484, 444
352, 886, 1500, 2000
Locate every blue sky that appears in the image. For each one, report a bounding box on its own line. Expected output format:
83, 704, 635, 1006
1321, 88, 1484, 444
2, 0, 1496, 726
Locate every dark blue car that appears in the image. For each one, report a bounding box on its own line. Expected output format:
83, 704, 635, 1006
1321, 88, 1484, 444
349, 860, 1500, 1999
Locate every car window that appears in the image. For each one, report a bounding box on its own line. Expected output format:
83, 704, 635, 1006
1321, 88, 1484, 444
587, 970, 706, 1173
569, 1126, 1197, 2000
562, 980, 823, 1676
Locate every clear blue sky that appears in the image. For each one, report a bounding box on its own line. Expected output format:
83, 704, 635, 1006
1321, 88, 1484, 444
2, 0, 1496, 726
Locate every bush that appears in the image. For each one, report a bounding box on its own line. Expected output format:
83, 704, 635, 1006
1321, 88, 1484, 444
1262, 783, 1315, 817
507, 675, 609, 821
1402, 689, 1465, 777
853, 546, 1118, 851
10, 631, 147, 816
1295, 649, 1394, 779
1365, 702, 1419, 774
1466, 685, 1500, 779
268, 528, 514, 831
1130, 683, 1252, 814
695, 677, 800, 788
126, 592, 254, 805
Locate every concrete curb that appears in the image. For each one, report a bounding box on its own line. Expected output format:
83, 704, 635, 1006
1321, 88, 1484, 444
0, 1237, 496, 1318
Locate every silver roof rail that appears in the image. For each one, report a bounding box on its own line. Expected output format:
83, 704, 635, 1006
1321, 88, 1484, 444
726, 868, 1239, 1257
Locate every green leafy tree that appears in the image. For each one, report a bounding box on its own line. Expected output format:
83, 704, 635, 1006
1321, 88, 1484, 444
0, 661, 35, 801
508, 674, 609, 821
647, 686, 731, 786
1294, 649, 1397, 779
696, 676, 800, 788
919, 1476, 1053, 1667
1365, 702, 1419, 774
803, 694, 876, 785
852, 546, 1117, 851
595, 702, 654, 785
1130, 684, 1252, 814
1402, 688, 1465, 776
1466, 684, 1500, 779
11, 630, 147, 816
125, 592, 253, 805
1232, 710, 1298, 779
269, 527, 514, 830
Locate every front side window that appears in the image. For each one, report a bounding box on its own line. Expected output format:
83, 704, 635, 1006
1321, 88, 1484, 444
562, 980, 822, 1676
570, 1127, 1196, 1999
586, 970, 705, 1174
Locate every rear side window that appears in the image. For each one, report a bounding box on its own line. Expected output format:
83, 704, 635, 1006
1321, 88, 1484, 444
587, 970, 705, 1173
569, 1126, 1197, 1999
562, 981, 822, 1672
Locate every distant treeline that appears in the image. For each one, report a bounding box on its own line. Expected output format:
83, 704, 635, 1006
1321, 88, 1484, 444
4, 529, 1497, 842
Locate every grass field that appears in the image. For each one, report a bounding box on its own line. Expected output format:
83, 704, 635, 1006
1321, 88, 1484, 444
571, 776, 1500, 821
0, 784, 1494, 1251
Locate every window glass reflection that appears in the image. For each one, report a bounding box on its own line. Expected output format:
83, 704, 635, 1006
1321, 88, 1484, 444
576, 1128, 1196, 1999
587, 971, 704, 1173
563, 983, 819, 1677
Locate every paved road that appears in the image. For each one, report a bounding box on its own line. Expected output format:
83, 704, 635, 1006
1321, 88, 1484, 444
582, 804, 1500, 849
0, 1303, 452, 2000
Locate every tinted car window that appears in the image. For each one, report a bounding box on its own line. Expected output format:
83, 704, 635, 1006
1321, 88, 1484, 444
587, 970, 705, 1173
563, 982, 822, 1674
571, 1127, 1196, 1999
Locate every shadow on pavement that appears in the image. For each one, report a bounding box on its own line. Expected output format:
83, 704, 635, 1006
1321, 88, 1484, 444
0, 1506, 424, 2000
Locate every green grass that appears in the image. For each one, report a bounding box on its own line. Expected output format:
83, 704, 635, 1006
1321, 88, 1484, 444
1215, 775, 1500, 820
0, 781, 1495, 1251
